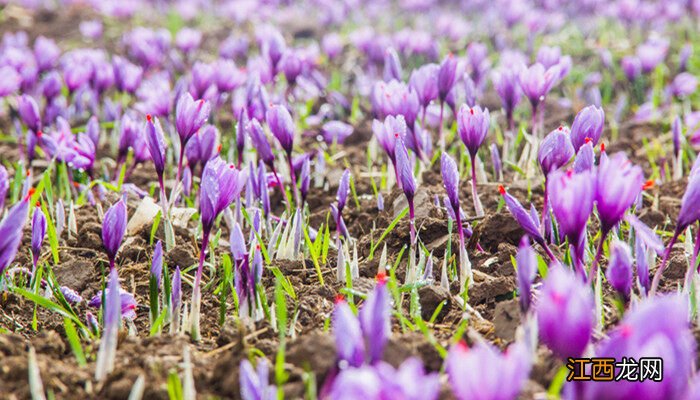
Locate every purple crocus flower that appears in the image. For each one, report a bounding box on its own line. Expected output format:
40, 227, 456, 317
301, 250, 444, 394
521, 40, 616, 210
151, 240, 163, 287
0, 166, 8, 211
337, 169, 351, 215
396, 138, 417, 244
175, 27, 202, 53
519, 63, 558, 114
102, 199, 127, 270
578, 295, 694, 400
359, 275, 390, 365
333, 297, 365, 368
299, 157, 310, 205
570, 105, 605, 152
112, 56, 143, 94
329, 359, 438, 400
88, 283, 137, 321
621, 56, 642, 82
61, 286, 83, 305
192, 157, 246, 339
606, 240, 633, 300
538, 127, 575, 175
235, 109, 249, 167
537, 266, 594, 359
248, 118, 275, 168
18, 94, 41, 133
637, 39, 668, 74
548, 169, 594, 278
240, 359, 277, 400
446, 341, 530, 400
321, 121, 353, 145
409, 63, 439, 110
31, 206, 47, 271
492, 65, 523, 131
34, 36, 60, 72
671, 72, 698, 98
86, 116, 100, 148
457, 105, 490, 217
0, 194, 31, 274
175, 93, 211, 148
595, 152, 644, 235
516, 236, 537, 314
266, 104, 295, 156
145, 114, 166, 176
0, 66, 21, 97
499, 185, 557, 261
383, 47, 403, 82
185, 124, 219, 174
437, 54, 458, 101
372, 114, 406, 179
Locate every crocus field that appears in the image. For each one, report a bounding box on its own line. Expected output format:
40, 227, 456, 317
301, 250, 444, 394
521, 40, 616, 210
2, 0, 700, 399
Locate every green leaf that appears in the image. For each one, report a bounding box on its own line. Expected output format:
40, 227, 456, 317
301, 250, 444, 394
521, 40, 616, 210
303, 226, 325, 286
13, 287, 87, 331
63, 318, 87, 367
369, 206, 409, 260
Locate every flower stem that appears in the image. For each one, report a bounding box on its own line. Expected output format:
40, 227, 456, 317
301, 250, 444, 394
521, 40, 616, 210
190, 229, 210, 341
588, 230, 609, 284
409, 199, 416, 246
470, 155, 484, 217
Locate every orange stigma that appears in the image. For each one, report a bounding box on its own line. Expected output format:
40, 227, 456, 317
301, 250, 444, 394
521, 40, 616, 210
376, 272, 388, 284
25, 188, 36, 200
217, 144, 222, 153
584, 137, 592, 144
642, 179, 654, 190
35, 201, 41, 207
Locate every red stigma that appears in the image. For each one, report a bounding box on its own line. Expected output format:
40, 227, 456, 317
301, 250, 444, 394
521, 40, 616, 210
334, 294, 345, 304
642, 179, 654, 190
146, 114, 152, 122
25, 188, 36, 200
229, 164, 234, 169
73, 182, 81, 188
498, 185, 506, 195
469, 108, 474, 115
456, 340, 469, 352
584, 137, 592, 144
376, 272, 388, 284
217, 144, 222, 153
256, 244, 261, 250
394, 132, 400, 138
37, 130, 43, 138
35, 201, 41, 207
600, 142, 606, 152
566, 169, 573, 177
25, 170, 31, 177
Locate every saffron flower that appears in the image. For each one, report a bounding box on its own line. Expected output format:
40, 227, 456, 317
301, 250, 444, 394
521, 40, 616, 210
175, 93, 211, 181
31, 205, 47, 273
457, 104, 490, 217
446, 341, 531, 400
592, 152, 643, 282
570, 105, 605, 152
266, 104, 299, 204
577, 295, 694, 400
547, 169, 594, 278
499, 185, 556, 262
145, 115, 168, 213
492, 65, 523, 133
240, 359, 277, 400
537, 266, 594, 359
396, 138, 417, 244
18, 94, 41, 133
435, 54, 457, 148
191, 157, 246, 340
102, 199, 127, 270
185, 124, 219, 175
516, 236, 537, 314
519, 63, 558, 131
606, 240, 633, 300
0, 193, 32, 274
